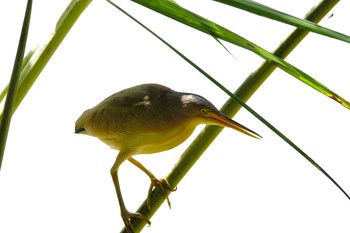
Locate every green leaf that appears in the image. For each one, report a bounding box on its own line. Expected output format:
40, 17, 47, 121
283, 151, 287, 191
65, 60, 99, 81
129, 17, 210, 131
0, 0, 32, 170
132, 0, 350, 109
214, 0, 350, 43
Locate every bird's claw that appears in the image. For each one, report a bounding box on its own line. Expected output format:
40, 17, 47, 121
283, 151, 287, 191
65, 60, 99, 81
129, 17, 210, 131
147, 178, 177, 212
122, 211, 151, 233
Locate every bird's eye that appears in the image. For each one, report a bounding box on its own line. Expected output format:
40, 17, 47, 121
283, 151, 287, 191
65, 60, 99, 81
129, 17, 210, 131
200, 108, 208, 115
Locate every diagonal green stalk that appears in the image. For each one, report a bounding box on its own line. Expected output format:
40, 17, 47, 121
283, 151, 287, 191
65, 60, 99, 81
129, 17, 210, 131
0, 0, 32, 170
113, 1, 342, 232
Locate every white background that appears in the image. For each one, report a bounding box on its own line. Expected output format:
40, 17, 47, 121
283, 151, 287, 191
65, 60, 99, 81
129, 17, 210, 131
1, 0, 350, 232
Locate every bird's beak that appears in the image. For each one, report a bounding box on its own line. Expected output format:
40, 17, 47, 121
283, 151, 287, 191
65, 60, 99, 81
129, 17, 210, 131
208, 112, 262, 139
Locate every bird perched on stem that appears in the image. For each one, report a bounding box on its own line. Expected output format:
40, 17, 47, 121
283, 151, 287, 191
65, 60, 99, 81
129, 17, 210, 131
75, 83, 261, 232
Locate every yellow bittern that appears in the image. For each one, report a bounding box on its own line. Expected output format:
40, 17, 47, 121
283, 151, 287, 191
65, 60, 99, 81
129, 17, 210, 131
75, 83, 261, 232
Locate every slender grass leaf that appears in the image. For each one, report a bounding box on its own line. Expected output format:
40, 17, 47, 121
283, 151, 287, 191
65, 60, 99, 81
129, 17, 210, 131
214, 0, 350, 44
0, 0, 32, 170
132, 0, 350, 110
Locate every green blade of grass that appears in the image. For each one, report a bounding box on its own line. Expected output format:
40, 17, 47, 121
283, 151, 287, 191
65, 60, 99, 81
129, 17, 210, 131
0, 0, 32, 170
132, 0, 350, 109
214, 0, 350, 44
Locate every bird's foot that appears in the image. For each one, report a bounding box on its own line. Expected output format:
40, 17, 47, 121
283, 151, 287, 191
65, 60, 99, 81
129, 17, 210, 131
122, 211, 151, 233
147, 178, 177, 212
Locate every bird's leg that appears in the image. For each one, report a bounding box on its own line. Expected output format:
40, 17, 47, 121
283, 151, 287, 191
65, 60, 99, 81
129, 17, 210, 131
111, 152, 151, 233
128, 157, 176, 212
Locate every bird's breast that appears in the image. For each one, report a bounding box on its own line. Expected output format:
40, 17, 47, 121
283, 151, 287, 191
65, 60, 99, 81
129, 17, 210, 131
102, 121, 198, 155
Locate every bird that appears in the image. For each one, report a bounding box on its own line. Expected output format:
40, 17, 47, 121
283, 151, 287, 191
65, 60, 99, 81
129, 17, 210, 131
75, 83, 261, 232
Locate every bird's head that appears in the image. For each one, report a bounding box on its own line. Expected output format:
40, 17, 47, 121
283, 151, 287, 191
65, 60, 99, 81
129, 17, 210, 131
179, 93, 261, 139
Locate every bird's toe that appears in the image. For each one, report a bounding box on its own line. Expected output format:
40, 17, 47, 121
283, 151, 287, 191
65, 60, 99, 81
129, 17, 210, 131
147, 178, 177, 211
122, 211, 151, 233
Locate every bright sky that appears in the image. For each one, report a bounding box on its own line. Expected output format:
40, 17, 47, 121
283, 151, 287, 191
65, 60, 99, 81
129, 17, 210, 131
1, 0, 350, 232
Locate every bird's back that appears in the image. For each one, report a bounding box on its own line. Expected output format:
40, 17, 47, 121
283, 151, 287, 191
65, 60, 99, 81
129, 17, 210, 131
75, 84, 197, 154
